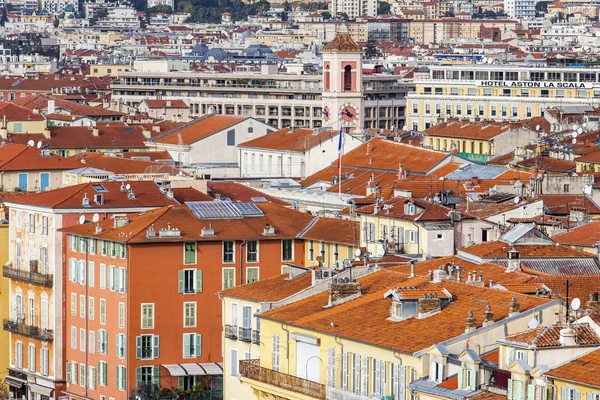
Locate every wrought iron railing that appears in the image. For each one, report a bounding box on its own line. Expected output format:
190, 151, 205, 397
238, 327, 251, 342
224, 324, 237, 339
3, 319, 53, 342
3, 266, 53, 287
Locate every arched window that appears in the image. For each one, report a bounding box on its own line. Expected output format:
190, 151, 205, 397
343, 65, 352, 91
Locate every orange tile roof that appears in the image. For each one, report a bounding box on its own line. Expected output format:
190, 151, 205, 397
142, 99, 188, 109
82, 155, 184, 175
155, 114, 248, 145
355, 196, 453, 222
424, 121, 510, 140
481, 349, 499, 364
0, 103, 45, 121
517, 156, 576, 173
300, 218, 360, 246
459, 241, 593, 259
207, 182, 290, 206
59, 202, 316, 243
504, 323, 600, 347
260, 270, 551, 353
220, 272, 313, 302
0, 143, 82, 171
438, 375, 458, 389
553, 221, 600, 247
171, 187, 212, 203
538, 194, 600, 215
239, 128, 338, 152
12, 94, 124, 117
545, 348, 600, 387
5, 181, 178, 209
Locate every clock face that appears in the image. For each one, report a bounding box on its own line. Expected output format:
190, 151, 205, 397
339, 103, 360, 124
323, 105, 331, 122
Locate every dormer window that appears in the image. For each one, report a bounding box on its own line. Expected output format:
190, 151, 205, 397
391, 301, 402, 320
430, 361, 444, 383
404, 202, 416, 215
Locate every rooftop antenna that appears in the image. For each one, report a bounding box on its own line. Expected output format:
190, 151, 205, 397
92, 213, 100, 223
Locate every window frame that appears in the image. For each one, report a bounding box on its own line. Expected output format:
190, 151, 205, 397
281, 239, 294, 261
141, 303, 155, 329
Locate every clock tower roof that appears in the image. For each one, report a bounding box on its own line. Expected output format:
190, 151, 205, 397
323, 31, 361, 53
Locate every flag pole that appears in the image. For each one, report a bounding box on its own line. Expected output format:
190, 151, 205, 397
337, 125, 343, 197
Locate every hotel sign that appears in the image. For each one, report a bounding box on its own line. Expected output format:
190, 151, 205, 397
477, 80, 592, 89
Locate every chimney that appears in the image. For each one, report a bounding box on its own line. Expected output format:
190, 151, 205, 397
418, 293, 442, 318
471, 176, 479, 186
397, 162, 404, 180
465, 311, 477, 333
166, 100, 172, 107
47, 99, 55, 114
92, 127, 99, 137
483, 305, 494, 326
432, 266, 447, 283
95, 224, 102, 234
201, 224, 215, 237
113, 216, 129, 229
327, 281, 362, 307
409, 260, 415, 278
509, 295, 520, 317
32, 108, 39, 114
263, 223, 275, 236
559, 325, 577, 346
42, 127, 51, 139
82, 193, 90, 207
506, 248, 521, 272
166, 188, 174, 199
586, 293, 600, 312
142, 128, 151, 139
366, 142, 373, 155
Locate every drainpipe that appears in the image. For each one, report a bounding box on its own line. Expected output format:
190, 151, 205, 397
335, 335, 344, 386
281, 323, 290, 371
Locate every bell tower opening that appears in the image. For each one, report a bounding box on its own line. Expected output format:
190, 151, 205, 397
343, 65, 352, 91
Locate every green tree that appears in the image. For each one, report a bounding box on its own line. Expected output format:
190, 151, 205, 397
0, 383, 9, 400
535, 1, 548, 13
377, 1, 390, 15
321, 10, 331, 19
135, 382, 161, 400
364, 41, 380, 58
53, 17, 59, 27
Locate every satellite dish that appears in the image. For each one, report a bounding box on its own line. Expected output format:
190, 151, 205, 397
584, 184, 593, 195
577, 128, 583, 134
126, 184, 131, 190
27, 140, 35, 147
573, 124, 579, 131
571, 297, 581, 311
92, 213, 100, 223
582, 123, 587, 128
573, 131, 578, 138
78, 215, 85, 225
354, 248, 362, 257
535, 125, 540, 131
487, 58, 493, 64
514, 196, 520, 204
572, 138, 577, 144
527, 318, 539, 329
36, 141, 42, 149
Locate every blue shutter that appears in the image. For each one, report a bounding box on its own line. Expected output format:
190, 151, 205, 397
153, 335, 160, 358
184, 334, 190, 358
40, 173, 50, 191
18, 173, 27, 190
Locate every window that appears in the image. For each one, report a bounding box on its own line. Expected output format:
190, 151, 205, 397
88, 262, 94, 287
183, 333, 202, 358
40, 348, 49, 376
227, 129, 235, 146
89, 297, 95, 320
327, 348, 337, 386
71, 326, 77, 349
100, 299, 106, 325
89, 331, 95, 354
81, 363, 86, 386
230, 349, 238, 377
79, 260, 86, 285
17, 173, 28, 191
137, 366, 158, 385
246, 267, 259, 284
99, 264, 106, 289
223, 241, 234, 263
309, 240, 314, 261
343, 352, 349, 390
116, 333, 126, 359
28, 213, 35, 233
272, 334, 280, 371
80, 328, 86, 352
563, 184, 570, 193
88, 366, 96, 389
436, 233, 444, 240
141, 304, 154, 329
246, 240, 258, 262
184, 242, 196, 264
481, 229, 489, 242
80, 295, 85, 318
137, 334, 159, 359
223, 268, 235, 290
71, 293, 76, 316
28, 344, 35, 372
119, 303, 125, 329
98, 329, 108, 354
282, 239, 294, 261
431, 361, 443, 383
40, 172, 50, 191
184, 302, 196, 327
118, 267, 126, 292
116, 365, 126, 391
15, 342, 22, 369
98, 361, 107, 386
362, 356, 369, 395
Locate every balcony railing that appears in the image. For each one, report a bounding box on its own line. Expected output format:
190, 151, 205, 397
326, 386, 372, 400
3, 266, 53, 287
239, 327, 251, 342
252, 330, 260, 344
239, 359, 325, 399
3, 319, 53, 342
224, 324, 237, 339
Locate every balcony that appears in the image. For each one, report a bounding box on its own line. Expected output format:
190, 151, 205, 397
239, 359, 325, 399
3, 265, 53, 287
252, 330, 260, 344
224, 324, 237, 339
239, 327, 251, 342
3, 319, 53, 342
326, 386, 371, 400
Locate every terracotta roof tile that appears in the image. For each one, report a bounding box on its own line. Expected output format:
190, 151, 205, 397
300, 218, 360, 246
142, 99, 188, 109
12, 94, 124, 117
554, 220, 600, 246
545, 348, 600, 387
239, 128, 338, 152
538, 194, 600, 215
459, 241, 593, 259
504, 323, 600, 347
424, 121, 510, 140
220, 272, 313, 302
155, 114, 248, 145
0, 143, 82, 171
207, 182, 289, 206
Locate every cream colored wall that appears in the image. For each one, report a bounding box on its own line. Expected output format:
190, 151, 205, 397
552, 374, 600, 400
0, 223, 9, 375
359, 213, 422, 257
223, 295, 261, 400
2, 170, 64, 192
7, 120, 46, 134
88, 64, 130, 77
304, 240, 355, 268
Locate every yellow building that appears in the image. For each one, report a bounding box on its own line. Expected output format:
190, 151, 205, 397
0, 219, 9, 377
88, 63, 131, 78
235, 260, 561, 400
299, 218, 359, 268
408, 19, 518, 44
406, 64, 600, 131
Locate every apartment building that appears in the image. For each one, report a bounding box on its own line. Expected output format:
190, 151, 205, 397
332, 0, 377, 19
2, 182, 179, 400
58, 200, 314, 399
504, 0, 536, 19
408, 19, 519, 44
406, 64, 600, 131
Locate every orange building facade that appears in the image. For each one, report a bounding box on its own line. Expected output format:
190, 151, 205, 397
61, 202, 310, 399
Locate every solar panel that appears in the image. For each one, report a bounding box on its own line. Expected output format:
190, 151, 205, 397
250, 197, 268, 203
234, 202, 264, 217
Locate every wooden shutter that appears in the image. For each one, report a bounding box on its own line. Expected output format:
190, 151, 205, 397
178, 270, 184, 293
184, 334, 191, 358
153, 335, 160, 358
196, 269, 203, 292
136, 367, 142, 386
153, 366, 160, 384
195, 334, 202, 357
342, 352, 348, 390
136, 336, 142, 358
528, 384, 536, 400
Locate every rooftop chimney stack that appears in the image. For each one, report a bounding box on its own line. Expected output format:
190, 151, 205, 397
509, 295, 520, 317
587, 293, 600, 312
483, 305, 494, 326
465, 311, 477, 333
559, 325, 577, 346
418, 293, 442, 318
432, 266, 447, 283
506, 248, 521, 272
366, 142, 373, 155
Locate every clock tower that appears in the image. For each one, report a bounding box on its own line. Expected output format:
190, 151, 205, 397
322, 26, 364, 132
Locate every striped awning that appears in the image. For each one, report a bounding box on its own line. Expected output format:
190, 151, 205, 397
162, 363, 224, 377
4, 376, 26, 389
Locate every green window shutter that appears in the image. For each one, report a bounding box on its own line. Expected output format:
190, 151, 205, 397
178, 270, 184, 293
515, 380, 523, 400
508, 379, 513, 400
122, 367, 126, 391
136, 367, 142, 385
184, 334, 191, 358
66, 362, 72, 383
153, 335, 160, 358
104, 363, 107, 386
184, 243, 195, 264
97, 362, 101, 385
196, 269, 203, 293
457, 368, 463, 389
195, 334, 202, 357
178, 376, 184, 390
116, 366, 119, 389
528, 385, 536, 400
153, 366, 160, 385
136, 336, 142, 359
469, 370, 476, 390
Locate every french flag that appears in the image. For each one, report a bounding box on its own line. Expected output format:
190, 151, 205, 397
337, 126, 343, 168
